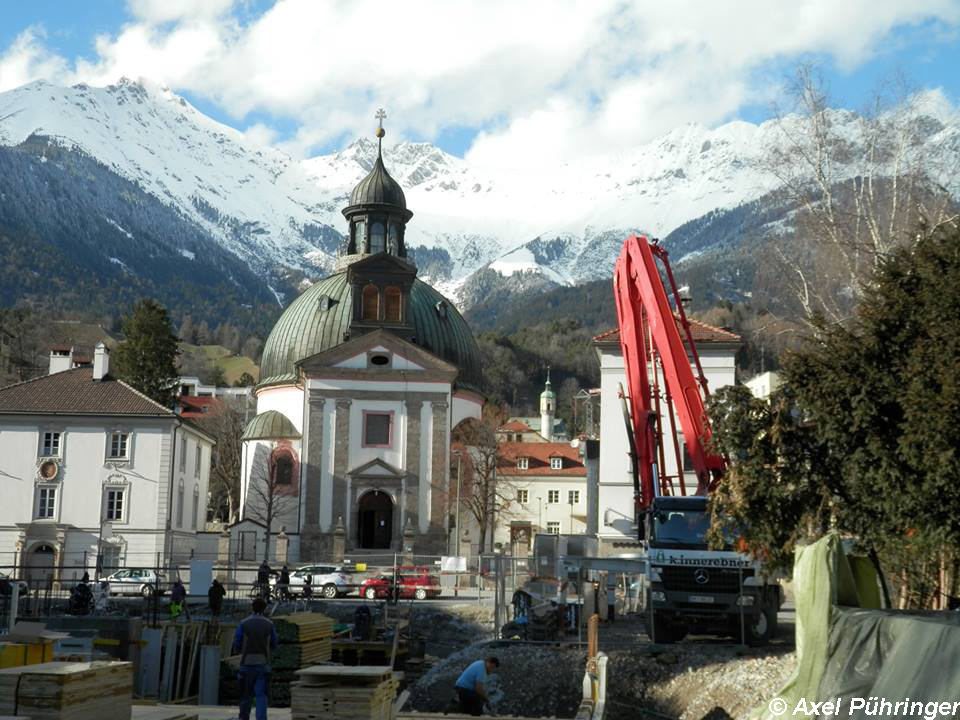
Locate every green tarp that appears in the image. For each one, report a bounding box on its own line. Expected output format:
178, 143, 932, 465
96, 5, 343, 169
754, 533, 960, 720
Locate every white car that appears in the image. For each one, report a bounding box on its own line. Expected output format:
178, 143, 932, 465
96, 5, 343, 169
272, 564, 353, 598
103, 568, 165, 597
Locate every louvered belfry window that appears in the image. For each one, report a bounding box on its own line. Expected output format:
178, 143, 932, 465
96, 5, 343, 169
384, 286, 402, 322
362, 284, 380, 320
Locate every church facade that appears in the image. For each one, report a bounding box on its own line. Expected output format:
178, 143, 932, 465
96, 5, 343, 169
239, 121, 484, 563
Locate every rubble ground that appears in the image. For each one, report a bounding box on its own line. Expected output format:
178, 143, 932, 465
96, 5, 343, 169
405, 614, 796, 720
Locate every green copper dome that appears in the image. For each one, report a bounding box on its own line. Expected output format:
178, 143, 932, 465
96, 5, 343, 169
258, 271, 483, 393
242, 410, 301, 441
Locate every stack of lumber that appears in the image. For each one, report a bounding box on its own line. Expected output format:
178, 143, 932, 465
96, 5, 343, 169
274, 613, 334, 666
291, 665, 397, 720
269, 613, 335, 706
0, 661, 132, 720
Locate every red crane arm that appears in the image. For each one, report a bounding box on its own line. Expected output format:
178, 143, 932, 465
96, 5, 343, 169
613, 234, 726, 510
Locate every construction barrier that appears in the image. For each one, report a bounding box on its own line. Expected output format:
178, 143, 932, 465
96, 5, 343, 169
754, 533, 960, 720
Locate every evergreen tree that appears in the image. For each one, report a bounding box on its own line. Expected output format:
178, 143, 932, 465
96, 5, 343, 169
708, 224, 960, 607
113, 299, 180, 408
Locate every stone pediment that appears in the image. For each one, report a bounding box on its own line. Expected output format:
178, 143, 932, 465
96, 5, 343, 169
297, 328, 458, 381
349, 457, 405, 479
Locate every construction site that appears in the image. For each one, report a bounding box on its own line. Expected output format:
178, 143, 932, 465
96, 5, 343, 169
1, 231, 957, 720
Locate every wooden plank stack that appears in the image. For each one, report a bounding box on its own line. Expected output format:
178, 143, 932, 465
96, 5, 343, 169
291, 665, 397, 720
268, 613, 335, 706
0, 661, 132, 720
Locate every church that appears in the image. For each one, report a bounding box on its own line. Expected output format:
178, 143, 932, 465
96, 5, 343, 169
238, 118, 484, 563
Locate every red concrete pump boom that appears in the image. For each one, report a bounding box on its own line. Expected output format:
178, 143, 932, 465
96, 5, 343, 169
613, 234, 726, 517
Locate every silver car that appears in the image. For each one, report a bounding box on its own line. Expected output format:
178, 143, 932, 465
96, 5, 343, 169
273, 564, 353, 598
104, 568, 164, 597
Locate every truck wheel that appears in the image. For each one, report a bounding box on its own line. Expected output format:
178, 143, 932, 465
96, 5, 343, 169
745, 604, 776, 646
649, 612, 678, 644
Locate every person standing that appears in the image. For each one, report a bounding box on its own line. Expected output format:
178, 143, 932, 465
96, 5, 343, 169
209, 578, 227, 616
233, 597, 279, 720
453, 656, 499, 716
257, 561, 272, 600
277, 565, 291, 601
170, 578, 190, 620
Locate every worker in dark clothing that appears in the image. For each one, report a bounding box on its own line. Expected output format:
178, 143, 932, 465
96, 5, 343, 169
208, 578, 227, 616
233, 597, 279, 720
257, 561, 271, 600
170, 579, 190, 620
302, 573, 313, 600
453, 656, 499, 716
277, 565, 291, 600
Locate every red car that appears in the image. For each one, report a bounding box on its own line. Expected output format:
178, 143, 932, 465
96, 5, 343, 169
360, 567, 441, 600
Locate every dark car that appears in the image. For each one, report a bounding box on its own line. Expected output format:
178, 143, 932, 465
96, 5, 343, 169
360, 567, 441, 601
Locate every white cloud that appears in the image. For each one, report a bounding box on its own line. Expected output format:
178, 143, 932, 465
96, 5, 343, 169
2, 0, 959, 167
0, 27, 70, 93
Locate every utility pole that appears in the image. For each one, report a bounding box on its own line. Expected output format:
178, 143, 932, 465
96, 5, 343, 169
454, 450, 463, 597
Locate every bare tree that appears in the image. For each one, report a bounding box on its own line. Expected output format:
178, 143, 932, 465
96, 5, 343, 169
245, 444, 299, 563
197, 397, 247, 523
763, 65, 958, 324
453, 405, 517, 553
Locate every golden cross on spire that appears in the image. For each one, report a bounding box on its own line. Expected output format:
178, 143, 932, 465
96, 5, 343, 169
375, 108, 386, 145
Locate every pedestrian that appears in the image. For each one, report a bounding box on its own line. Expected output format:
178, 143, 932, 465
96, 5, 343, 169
257, 561, 271, 600
302, 573, 312, 600
233, 597, 279, 720
278, 565, 290, 600
606, 573, 617, 623
170, 578, 189, 620
209, 578, 227, 616
453, 656, 499, 716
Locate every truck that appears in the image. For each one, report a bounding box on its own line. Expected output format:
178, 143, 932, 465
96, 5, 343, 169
612, 234, 782, 645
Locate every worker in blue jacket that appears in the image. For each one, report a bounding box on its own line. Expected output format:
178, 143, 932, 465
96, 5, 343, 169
233, 597, 279, 720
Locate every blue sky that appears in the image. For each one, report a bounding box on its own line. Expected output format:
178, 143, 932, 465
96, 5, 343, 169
1, 1, 958, 164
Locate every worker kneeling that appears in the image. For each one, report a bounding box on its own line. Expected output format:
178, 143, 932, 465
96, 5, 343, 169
453, 656, 499, 716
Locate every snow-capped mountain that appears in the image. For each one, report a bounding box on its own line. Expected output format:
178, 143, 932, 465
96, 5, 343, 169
1, 78, 958, 311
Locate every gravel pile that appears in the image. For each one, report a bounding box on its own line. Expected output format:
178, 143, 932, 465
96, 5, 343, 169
603, 646, 797, 720
407, 641, 585, 718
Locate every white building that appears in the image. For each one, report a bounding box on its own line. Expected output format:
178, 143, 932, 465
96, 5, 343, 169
0, 343, 214, 586
237, 127, 483, 563
592, 322, 740, 556
744, 371, 780, 399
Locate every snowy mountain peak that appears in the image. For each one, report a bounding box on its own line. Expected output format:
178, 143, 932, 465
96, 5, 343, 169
1, 77, 958, 312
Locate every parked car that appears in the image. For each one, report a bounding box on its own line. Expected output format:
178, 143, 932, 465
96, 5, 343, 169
0, 571, 28, 596
103, 568, 165, 597
360, 567, 441, 601
271, 564, 354, 598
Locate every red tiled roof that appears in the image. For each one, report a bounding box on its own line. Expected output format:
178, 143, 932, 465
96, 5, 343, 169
498, 442, 586, 477
592, 318, 741, 343
499, 420, 533, 432
49, 344, 73, 352
0, 367, 175, 416
178, 395, 223, 418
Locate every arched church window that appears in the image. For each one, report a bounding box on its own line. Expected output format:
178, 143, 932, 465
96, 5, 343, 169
384, 286, 402, 322
353, 221, 366, 251
370, 222, 386, 253
388, 223, 400, 253
274, 454, 294, 486
362, 284, 380, 321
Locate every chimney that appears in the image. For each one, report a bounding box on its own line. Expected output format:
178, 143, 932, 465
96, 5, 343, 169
93, 342, 110, 381
48, 346, 74, 375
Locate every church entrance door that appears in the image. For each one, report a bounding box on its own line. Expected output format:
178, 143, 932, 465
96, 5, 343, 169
357, 490, 393, 549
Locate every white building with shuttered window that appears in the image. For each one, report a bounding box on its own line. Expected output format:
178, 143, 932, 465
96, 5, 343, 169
0, 343, 214, 587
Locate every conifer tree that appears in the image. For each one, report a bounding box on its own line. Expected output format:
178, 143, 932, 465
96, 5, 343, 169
113, 299, 180, 408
